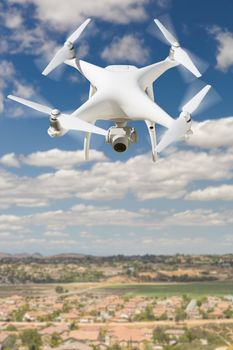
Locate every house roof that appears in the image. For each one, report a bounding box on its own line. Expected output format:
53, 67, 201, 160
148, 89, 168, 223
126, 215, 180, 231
0, 333, 10, 343
63, 330, 99, 341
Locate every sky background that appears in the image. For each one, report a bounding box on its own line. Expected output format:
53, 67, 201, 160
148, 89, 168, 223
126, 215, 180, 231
0, 0, 233, 255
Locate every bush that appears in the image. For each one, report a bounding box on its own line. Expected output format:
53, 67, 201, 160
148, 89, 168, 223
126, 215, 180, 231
153, 327, 169, 344
49, 332, 62, 348
55, 286, 64, 294
175, 308, 187, 322
20, 329, 42, 350
5, 324, 17, 331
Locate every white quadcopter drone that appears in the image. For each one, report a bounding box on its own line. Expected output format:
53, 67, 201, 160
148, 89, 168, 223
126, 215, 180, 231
8, 18, 211, 162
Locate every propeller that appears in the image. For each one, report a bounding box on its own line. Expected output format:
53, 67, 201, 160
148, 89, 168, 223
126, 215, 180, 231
7, 95, 108, 136
42, 18, 91, 76
154, 18, 201, 78
156, 85, 211, 153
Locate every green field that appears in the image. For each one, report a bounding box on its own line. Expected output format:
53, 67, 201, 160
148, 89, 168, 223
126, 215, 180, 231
101, 282, 233, 298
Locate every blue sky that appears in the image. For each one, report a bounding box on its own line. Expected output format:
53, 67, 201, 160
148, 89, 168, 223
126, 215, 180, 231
0, 0, 233, 255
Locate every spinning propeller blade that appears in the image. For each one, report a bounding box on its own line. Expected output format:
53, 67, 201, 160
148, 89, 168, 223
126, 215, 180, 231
58, 116, 108, 136
156, 85, 211, 153
8, 95, 51, 115
7, 95, 108, 136
182, 85, 211, 114
154, 19, 201, 78
42, 18, 91, 76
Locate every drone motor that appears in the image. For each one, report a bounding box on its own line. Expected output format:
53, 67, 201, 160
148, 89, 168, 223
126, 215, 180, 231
47, 110, 64, 137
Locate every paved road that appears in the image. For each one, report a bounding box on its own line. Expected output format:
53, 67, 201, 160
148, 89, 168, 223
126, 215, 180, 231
1, 319, 233, 329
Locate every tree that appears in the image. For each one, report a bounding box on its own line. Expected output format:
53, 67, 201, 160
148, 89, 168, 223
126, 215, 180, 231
135, 305, 155, 321
69, 321, 78, 330
20, 329, 42, 350
109, 344, 121, 350
99, 327, 107, 341
49, 332, 62, 348
224, 308, 233, 319
175, 308, 187, 322
55, 286, 64, 294
158, 312, 168, 321
183, 329, 196, 342
153, 327, 169, 344
12, 304, 29, 321
143, 342, 153, 350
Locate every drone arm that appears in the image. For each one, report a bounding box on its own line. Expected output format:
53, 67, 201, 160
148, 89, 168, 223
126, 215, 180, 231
65, 59, 106, 87
65, 58, 82, 74
71, 92, 105, 122
122, 89, 174, 129
138, 58, 178, 90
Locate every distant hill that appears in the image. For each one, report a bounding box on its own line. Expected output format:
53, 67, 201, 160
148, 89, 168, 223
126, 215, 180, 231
0, 252, 12, 258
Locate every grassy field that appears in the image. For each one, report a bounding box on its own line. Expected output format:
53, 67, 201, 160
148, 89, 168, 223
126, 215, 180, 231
0, 282, 96, 297
100, 282, 233, 298
1, 282, 233, 298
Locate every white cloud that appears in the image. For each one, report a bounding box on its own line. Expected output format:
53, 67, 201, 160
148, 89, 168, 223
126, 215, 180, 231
160, 209, 233, 227
0, 153, 20, 168
209, 26, 233, 71
44, 231, 69, 237
9, 0, 149, 30
0, 61, 15, 112
0, 205, 233, 242
0, 9, 58, 59
186, 184, 233, 201
0, 61, 15, 90
79, 231, 94, 238
156, 0, 172, 8
13, 81, 36, 99
0, 114, 233, 210
4, 8, 24, 29
187, 117, 233, 149
0, 145, 233, 209
21, 148, 108, 169
0, 60, 36, 114
101, 34, 150, 65
2, 25, 58, 58
1, 203, 233, 254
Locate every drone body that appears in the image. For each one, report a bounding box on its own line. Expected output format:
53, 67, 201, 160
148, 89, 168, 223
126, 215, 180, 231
8, 19, 211, 162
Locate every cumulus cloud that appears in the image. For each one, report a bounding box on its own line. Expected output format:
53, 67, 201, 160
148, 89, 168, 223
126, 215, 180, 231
0, 153, 20, 168
187, 117, 233, 149
156, 0, 172, 8
0, 205, 233, 244
0, 4, 60, 59
0, 61, 15, 113
0, 144, 233, 209
43, 231, 69, 237
21, 148, 108, 169
0, 22, 58, 58
3, 7, 24, 29
209, 26, 233, 71
8, 0, 149, 29
186, 184, 233, 201
1, 200, 233, 254
13, 81, 36, 99
0, 0, 153, 61
160, 208, 233, 227
0, 60, 36, 113
101, 35, 150, 65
